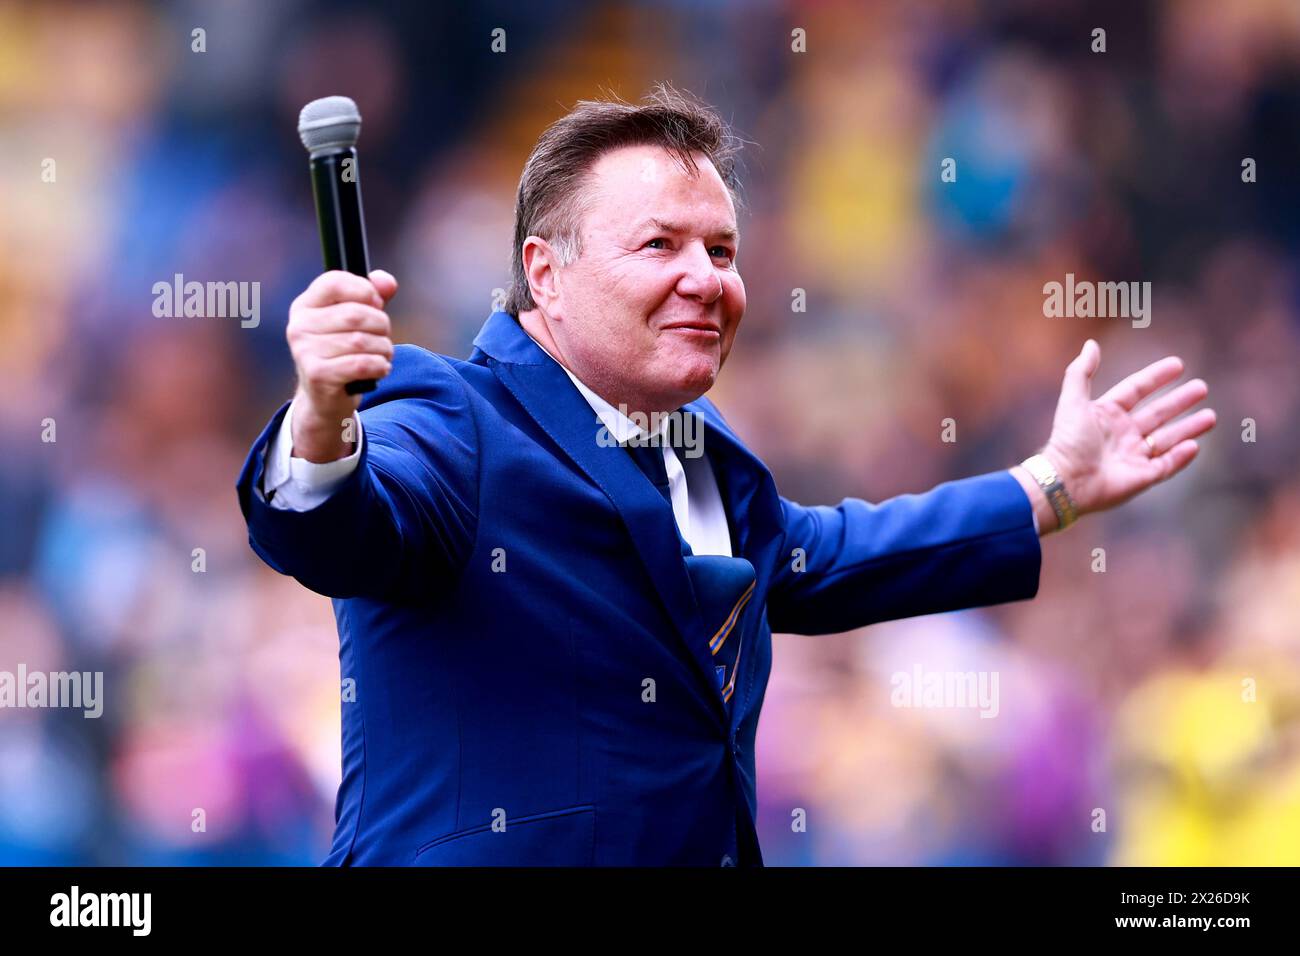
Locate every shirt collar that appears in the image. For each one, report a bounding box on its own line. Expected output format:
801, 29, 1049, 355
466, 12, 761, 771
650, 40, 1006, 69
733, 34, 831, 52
520, 326, 668, 445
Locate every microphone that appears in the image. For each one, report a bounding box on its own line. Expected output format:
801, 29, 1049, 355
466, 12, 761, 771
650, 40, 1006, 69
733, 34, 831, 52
298, 95, 376, 395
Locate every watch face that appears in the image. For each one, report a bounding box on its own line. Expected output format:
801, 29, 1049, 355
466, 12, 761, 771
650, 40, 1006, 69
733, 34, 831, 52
1027, 460, 1054, 486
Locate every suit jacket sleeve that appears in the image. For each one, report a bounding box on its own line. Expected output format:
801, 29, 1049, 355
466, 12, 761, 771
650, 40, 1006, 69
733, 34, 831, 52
765, 470, 1041, 635
235, 346, 480, 603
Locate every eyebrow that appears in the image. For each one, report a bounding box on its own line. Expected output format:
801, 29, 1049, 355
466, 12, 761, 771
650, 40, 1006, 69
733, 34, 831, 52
637, 217, 739, 244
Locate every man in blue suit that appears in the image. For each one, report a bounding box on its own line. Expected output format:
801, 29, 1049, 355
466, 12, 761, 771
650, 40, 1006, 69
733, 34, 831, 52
236, 86, 1215, 865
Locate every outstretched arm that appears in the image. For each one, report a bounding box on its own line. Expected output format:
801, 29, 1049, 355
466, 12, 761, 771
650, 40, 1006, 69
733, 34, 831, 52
767, 470, 1042, 635
765, 339, 1216, 635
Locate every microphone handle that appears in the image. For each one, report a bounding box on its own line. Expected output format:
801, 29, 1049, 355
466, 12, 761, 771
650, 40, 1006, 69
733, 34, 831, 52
309, 147, 376, 395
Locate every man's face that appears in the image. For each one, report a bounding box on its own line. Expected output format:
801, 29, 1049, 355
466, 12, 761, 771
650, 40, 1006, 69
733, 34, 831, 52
544, 144, 745, 414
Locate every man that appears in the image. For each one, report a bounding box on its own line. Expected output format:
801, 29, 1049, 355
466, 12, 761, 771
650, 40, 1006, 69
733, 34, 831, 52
236, 85, 1215, 865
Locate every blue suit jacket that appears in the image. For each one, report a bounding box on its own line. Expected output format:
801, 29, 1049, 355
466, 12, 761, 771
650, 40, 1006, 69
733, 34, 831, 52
236, 310, 1041, 865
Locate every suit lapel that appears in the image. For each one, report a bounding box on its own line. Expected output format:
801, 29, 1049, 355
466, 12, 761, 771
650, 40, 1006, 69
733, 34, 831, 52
474, 314, 725, 724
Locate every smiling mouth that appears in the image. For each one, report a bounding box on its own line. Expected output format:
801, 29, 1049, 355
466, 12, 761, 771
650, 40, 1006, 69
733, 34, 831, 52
662, 323, 721, 337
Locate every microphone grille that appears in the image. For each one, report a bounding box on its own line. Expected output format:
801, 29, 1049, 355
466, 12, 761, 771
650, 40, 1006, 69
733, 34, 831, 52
298, 96, 362, 155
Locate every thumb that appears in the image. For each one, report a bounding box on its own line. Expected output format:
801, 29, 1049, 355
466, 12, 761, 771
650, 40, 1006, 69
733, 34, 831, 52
1062, 338, 1100, 402
369, 269, 399, 304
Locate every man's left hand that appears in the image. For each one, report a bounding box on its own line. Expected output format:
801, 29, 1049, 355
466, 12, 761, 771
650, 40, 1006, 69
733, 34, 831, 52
1040, 339, 1217, 521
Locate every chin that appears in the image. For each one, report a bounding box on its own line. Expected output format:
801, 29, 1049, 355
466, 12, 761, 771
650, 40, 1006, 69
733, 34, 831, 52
644, 344, 720, 406
666, 365, 717, 404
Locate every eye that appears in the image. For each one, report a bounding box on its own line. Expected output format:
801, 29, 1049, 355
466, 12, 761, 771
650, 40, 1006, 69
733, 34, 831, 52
643, 237, 668, 250
710, 245, 735, 262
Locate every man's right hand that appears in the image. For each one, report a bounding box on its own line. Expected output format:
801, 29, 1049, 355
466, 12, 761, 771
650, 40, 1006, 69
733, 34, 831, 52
287, 269, 398, 462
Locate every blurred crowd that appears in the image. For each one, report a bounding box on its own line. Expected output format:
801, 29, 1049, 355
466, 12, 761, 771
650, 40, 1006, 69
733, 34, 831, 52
1, 0, 1298, 864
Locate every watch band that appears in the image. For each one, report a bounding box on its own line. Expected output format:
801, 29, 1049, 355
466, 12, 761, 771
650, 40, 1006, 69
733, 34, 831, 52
1021, 452, 1078, 531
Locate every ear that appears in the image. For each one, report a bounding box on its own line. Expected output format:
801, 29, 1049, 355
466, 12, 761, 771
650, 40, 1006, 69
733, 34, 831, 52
522, 236, 563, 316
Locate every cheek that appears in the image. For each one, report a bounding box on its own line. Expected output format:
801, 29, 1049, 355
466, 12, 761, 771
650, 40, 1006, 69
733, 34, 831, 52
724, 270, 745, 307
604, 257, 673, 305
723, 275, 746, 329
717, 277, 745, 359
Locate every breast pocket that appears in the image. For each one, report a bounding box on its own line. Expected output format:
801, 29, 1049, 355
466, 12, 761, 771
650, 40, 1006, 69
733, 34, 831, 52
413, 804, 596, 866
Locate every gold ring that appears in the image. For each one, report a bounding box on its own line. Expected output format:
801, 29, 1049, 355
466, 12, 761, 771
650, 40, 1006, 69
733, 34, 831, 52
1145, 434, 1157, 456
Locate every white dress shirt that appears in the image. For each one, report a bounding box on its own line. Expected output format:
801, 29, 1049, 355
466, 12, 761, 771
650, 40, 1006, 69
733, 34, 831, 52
259, 334, 736, 557
554, 362, 733, 557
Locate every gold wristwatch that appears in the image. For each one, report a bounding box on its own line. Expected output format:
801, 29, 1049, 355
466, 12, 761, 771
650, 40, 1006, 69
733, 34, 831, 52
1020, 452, 1078, 532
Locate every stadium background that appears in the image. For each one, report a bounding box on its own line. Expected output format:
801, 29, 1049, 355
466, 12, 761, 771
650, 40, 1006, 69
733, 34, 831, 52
2, 0, 1299, 864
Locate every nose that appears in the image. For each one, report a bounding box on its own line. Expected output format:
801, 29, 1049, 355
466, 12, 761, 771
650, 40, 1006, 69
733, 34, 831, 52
675, 240, 723, 304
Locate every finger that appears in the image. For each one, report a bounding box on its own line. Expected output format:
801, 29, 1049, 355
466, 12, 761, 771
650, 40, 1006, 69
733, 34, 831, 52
297, 270, 385, 309
292, 302, 391, 336
1147, 408, 1216, 455
369, 269, 399, 303
1132, 378, 1208, 434
1061, 339, 1101, 403
1098, 355, 1184, 412
1152, 439, 1199, 483
304, 330, 395, 361
303, 352, 393, 388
